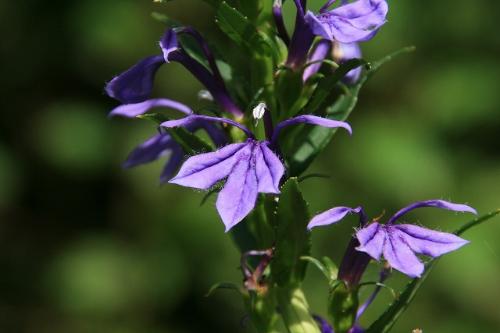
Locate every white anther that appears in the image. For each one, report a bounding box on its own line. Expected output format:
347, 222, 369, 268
197, 90, 213, 102
252, 102, 267, 121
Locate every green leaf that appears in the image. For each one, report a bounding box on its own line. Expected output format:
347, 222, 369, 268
137, 113, 214, 154
215, 2, 272, 56
165, 127, 214, 155
236, 0, 262, 21
205, 282, 244, 297
215, 2, 258, 47
307, 58, 368, 113
322, 256, 339, 281
275, 69, 305, 118
151, 12, 181, 27
365, 209, 500, 333
136, 113, 169, 124
301, 256, 331, 281
272, 178, 311, 286
300, 255, 338, 282
281, 46, 415, 176
298, 173, 330, 183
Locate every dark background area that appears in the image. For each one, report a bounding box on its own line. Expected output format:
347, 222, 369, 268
0, 0, 499, 332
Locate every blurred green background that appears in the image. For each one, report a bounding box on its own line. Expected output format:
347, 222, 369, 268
1, 0, 499, 332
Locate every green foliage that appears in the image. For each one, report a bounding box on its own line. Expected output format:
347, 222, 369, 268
215, 2, 272, 55
272, 178, 311, 287
138, 113, 214, 154
205, 281, 244, 297
281, 47, 416, 176
275, 69, 305, 119
301, 255, 338, 282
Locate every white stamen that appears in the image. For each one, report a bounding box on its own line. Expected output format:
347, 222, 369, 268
253, 102, 267, 121
197, 90, 213, 102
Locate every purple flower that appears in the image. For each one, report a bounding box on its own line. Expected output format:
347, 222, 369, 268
332, 42, 362, 84
109, 98, 226, 183
308, 200, 477, 278
105, 55, 165, 104
273, 0, 290, 46
162, 114, 352, 231
294, 0, 384, 83
305, 0, 388, 43
303, 39, 362, 84
302, 39, 332, 81
106, 28, 242, 117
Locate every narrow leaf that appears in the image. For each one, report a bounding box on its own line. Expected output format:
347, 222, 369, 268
165, 127, 213, 155
322, 256, 339, 281
215, 2, 273, 55
301, 256, 332, 282
138, 114, 214, 154
307, 58, 368, 112
272, 178, 311, 286
205, 282, 244, 297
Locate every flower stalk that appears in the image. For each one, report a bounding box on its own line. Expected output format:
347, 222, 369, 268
104, 1, 496, 332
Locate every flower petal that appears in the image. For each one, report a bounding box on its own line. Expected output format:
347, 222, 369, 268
169, 142, 248, 190
383, 227, 424, 278
254, 143, 285, 194
308, 206, 363, 230
355, 222, 386, 260
105, 55, 165, 103
303, 39, 331, 82
272, 115, 352, 145
160, 145, 184, 183
387, 199, 477, 225
396, 224, 469, 258
333, 42, 362, 84
122, 133, 175, 169
307, 0, 388, 43
313, 315, 334, 333
159, 29, 180, 63
109, 98, 193, 118
305, 11, 334, 40
216, 148, 259, 231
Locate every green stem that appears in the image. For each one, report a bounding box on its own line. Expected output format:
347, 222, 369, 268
277, 287, 321, 333
245, 291, 280, 333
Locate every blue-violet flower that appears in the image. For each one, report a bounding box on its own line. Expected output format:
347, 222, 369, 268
308, 200, 477, 277
162, 114, 352, 231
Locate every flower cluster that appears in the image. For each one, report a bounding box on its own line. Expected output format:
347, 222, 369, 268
106, 1, 484, 332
